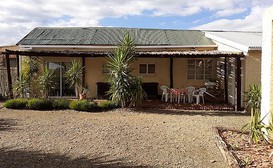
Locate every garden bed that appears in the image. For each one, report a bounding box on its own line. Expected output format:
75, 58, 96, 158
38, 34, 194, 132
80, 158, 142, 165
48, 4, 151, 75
216, 127, 273, 167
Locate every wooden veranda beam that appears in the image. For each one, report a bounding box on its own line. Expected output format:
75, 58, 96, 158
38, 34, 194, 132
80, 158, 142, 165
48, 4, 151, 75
82, 56, 85, 86
224, 57, 228, 104
236, 57, 242, 111
4, 50, 245, 58
16, 53, 19, 78
5, 52, 13, 98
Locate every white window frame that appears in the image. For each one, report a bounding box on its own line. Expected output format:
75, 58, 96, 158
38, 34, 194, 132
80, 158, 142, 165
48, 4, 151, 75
187, 58, 213, 80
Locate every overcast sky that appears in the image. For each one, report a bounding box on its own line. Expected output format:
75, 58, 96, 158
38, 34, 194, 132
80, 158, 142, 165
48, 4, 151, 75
0, 0, 272, 46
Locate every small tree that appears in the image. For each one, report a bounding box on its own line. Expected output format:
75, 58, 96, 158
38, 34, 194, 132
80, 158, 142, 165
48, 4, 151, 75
107, 33, 146, 108
38, 67, 55, 99
65, 60, 84, 99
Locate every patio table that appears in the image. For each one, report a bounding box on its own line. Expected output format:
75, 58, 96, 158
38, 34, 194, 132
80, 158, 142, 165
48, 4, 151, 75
170, 88, 186, 103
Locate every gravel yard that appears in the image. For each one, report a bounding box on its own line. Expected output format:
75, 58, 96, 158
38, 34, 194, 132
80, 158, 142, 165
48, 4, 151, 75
0, 107, 249, 168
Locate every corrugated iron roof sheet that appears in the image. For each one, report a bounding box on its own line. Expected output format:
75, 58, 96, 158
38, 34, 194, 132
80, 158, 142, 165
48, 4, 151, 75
17, 27, 215, 46
205, 31, 262, 49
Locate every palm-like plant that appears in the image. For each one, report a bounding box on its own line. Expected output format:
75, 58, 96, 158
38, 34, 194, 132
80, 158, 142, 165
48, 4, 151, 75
242, 84, 269, 144
38, 67, 55, 98
13, 73, 29, 98
65, 60, 84, 98
107, 33, 145, 108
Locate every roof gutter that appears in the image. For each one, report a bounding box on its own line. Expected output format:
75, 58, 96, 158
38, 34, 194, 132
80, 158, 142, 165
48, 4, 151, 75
18, 44, 217, 50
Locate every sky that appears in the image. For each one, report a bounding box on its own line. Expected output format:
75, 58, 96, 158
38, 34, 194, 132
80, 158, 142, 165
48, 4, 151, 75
0, 0, 272, 46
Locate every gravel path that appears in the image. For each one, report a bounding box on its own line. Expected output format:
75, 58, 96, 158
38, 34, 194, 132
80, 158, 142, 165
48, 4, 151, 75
0, 108, 249, 168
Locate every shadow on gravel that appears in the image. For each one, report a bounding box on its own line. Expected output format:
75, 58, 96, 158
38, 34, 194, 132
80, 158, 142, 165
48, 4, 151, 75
135, 109, 250, 117
0, 148, 150, 168
0, 118, 17, 131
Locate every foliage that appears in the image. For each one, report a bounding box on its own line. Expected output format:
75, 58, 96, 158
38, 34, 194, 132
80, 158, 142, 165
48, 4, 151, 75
69, 100, 98, 112
13, 73, 29, 98
98, 100, 118, 110
129, 77, 146, 107
3, 98, 28, 109
27, 98, 53, 110
21, 56, 41, 97
38, 66, 55, 98
242, 84, 269, 144
107, 33, 145, 108
51, 99, 71, 110
22, 56, 40, 80
65, 60, 84, 98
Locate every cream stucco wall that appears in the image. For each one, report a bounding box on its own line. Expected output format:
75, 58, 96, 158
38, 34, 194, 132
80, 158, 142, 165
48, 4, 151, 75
85, 57, 217, 98
261, 6, 273, 124
85, 57, 171, 97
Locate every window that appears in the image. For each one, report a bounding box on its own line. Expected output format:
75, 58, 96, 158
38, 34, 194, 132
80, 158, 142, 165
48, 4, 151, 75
187, 59, 213, 80
139, 64, 155, 74
47, 62, 75, 97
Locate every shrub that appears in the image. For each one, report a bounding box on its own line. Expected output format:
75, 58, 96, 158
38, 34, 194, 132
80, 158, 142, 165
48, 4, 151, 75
3, 98, 28, 109
28, 98, 53, 110
51, 99, 70, 110
98, 101, 118, 110
69, 100, 98, 112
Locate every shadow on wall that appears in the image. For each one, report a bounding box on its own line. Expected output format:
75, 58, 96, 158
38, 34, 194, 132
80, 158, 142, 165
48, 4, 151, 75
0, 118, 17, 131
0, 147, 150, 168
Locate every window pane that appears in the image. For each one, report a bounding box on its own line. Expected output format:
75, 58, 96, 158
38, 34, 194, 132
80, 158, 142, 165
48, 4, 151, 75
148, 64, 155, 73
188, 69, 195, 74
62, 62, 75, 96
139, 64, 146, 73
48, 62, 61, 96
188, 59, 196, 79
205, 60, 212, 69
196, 74, 204, 80
188, 59, 195, 65
188, 74, 195, 79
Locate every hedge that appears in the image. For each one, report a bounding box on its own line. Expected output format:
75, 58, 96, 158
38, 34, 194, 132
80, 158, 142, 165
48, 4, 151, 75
27, 98, 53, 110
3, 98, 28, 109
69, 100, 98, 112
98, 101, 118, 110
4, 98, 118, 112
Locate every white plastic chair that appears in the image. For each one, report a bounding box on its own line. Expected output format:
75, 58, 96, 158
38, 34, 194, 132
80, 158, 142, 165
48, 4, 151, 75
160, 85, 170, 102
186, 86, 195, 103
192, 88, 206, 104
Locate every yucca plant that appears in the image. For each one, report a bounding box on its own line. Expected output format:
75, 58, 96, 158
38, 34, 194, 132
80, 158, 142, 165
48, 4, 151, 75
13, 73, 29, 98
65, 60, 84, 99
38, 67, 55, 99
107, 33, 145, 108
242, 84, 269, 144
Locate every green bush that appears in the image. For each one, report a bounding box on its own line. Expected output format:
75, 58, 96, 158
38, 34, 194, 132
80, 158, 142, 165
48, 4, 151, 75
51, 99, 70, 110
69, 100, 98, 112
3, 98, 28, 109
98, 101, 118, 110
28, 98, 53, 110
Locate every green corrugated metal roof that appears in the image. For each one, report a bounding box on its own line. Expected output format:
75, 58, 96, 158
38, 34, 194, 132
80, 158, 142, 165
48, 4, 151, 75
17, 27, 215, 46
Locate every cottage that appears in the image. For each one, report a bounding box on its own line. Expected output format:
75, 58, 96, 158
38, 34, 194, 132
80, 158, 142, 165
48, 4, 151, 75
3, 27, 262, 110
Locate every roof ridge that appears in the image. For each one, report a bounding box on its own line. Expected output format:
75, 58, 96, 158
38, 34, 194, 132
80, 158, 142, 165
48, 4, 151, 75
34, 26, 202, 32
